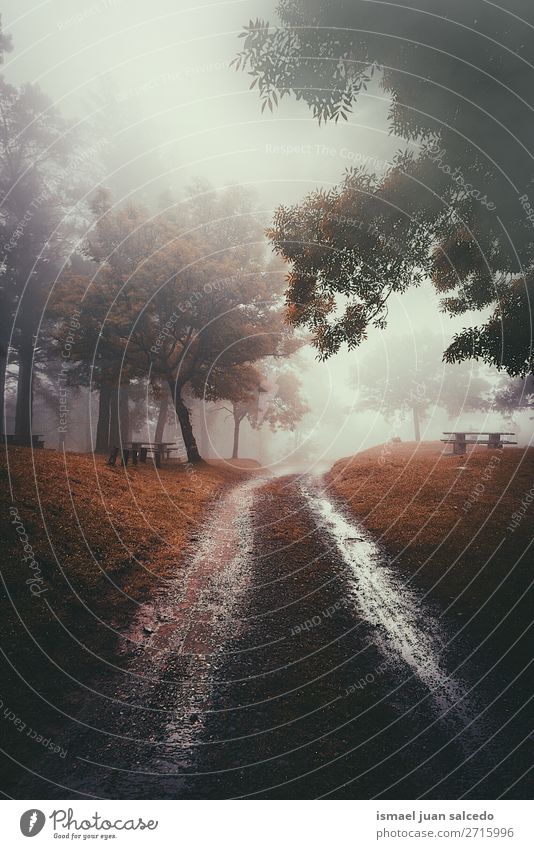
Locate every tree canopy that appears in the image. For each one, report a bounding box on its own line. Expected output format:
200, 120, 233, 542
53, 184, 294, 461
236, 1, 534, 375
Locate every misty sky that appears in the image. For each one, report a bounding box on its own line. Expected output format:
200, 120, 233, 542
2, 0, 520, 459
2, 0, 397, 200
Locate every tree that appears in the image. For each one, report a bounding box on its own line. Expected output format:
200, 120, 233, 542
52, 194, 170, 452
0, 75, 76, 442
259, 368, 309, 434
0, 17, 12, 430
54, 186, 293, 462
492, 375, 534, 422
0, 17, 11, 60
444, 275, 534, 376
267, 170, 431, 359
218, 363, 309, 459
215, 363, 266, 459
235, 2, 534, 375
352, 334, 491, 441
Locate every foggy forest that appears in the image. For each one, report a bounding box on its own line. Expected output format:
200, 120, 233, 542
0, 0, 533, 814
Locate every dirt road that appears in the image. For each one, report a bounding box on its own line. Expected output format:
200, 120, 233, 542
14, 474, 532, 799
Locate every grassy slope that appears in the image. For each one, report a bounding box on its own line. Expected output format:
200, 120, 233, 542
325, 442, 534, 790
326, 441, 534, 612
0, 447, 256, 785
1, 447, 257, 629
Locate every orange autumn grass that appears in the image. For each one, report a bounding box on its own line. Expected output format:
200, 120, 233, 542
1, 446, 258, 638
326, 440, 534, 610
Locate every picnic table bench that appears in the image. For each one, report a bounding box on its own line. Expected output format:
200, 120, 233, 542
1, 434, 44, 448
107, 441, 180, 468
441, 431, 516, 455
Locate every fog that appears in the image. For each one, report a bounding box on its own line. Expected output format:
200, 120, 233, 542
2, 0, 530, 466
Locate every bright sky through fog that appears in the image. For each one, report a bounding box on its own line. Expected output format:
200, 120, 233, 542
1, 0, 397, 206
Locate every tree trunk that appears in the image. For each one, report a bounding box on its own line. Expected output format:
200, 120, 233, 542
169, 382, 202, 463
0, 346, 7, 436
119, 383, 130, 442
79, 389, 92, 453
198, 400, 211, 458
95, 382, 111, 452
232, 415, 241, 460
155, 391, 169, 443
412, 405, 421, 442
109, 382, 120, 449
14, 338, 34, 445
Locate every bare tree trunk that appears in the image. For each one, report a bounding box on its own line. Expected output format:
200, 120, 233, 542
169, 382, 202, 463
155, 391, 169, 443
14, 338, 33, 445
232, 415, 241, 459
412, 406, 421, 442
95, 382, 111, 452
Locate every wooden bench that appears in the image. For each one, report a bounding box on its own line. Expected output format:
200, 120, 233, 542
441, 431, 516, 455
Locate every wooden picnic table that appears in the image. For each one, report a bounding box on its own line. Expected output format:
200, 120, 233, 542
441, 431, 516, 455
1, 434, 44, 448
107, 441, 178, 468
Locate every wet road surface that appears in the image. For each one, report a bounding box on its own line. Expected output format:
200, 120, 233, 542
14, 475, 532, 799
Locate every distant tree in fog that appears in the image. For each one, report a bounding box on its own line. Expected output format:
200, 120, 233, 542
216, 364, 308, 460
0, 17, 11, 58
259, 369, 309, 433
214, 363, 266, 460
352, 335, 491, 441
491, 375, 534, 423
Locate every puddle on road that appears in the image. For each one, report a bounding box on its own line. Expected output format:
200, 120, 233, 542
301, 481, 467, 717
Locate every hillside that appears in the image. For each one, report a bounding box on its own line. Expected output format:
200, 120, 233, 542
1, 446, 258, 618
326, 440, 534, 617
2, 443, 532, 799
0, 447, 257, 787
